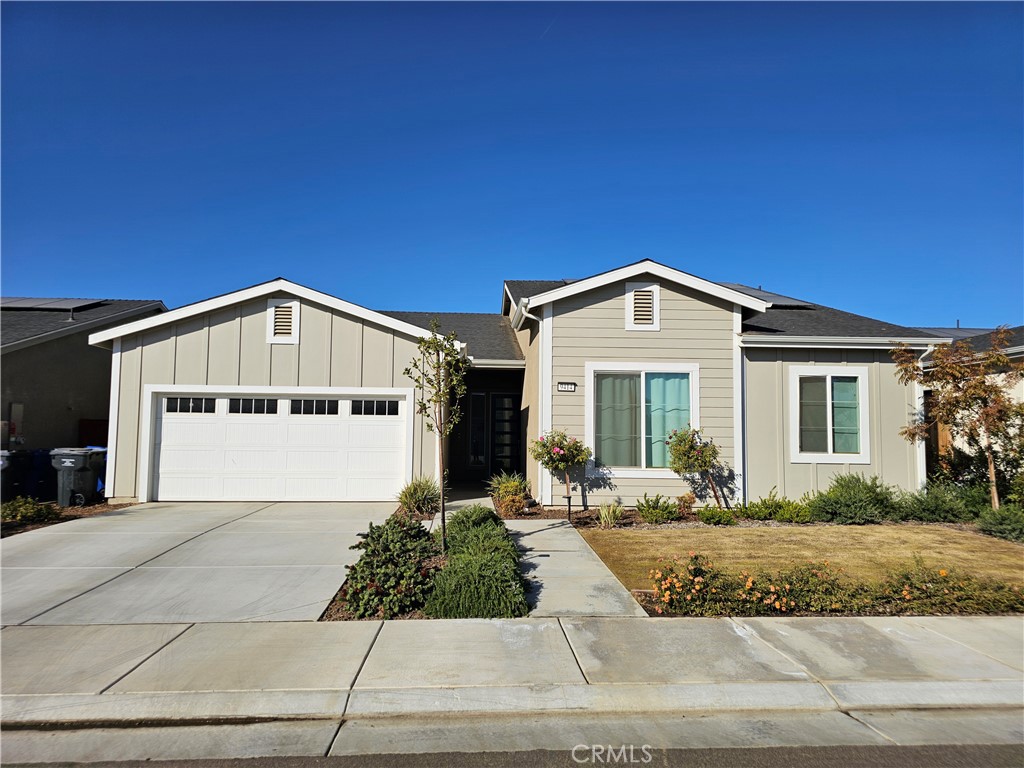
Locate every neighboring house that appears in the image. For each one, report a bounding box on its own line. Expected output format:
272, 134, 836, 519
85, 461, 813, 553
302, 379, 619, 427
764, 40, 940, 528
2, 297, 166, 450
89, 261, 950, 506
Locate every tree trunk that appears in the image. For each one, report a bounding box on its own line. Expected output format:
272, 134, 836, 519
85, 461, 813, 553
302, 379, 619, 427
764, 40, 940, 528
985, 440, 1000, 511
707, 473, 723, 509
436, 347, 447, 552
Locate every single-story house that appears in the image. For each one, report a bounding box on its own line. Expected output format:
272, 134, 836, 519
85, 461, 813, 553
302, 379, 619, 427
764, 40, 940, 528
89, 260, 954, 506
2, 297, 166, 451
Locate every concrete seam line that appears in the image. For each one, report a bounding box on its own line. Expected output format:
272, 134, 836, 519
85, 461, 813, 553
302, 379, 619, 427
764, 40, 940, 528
96, 623, 197, 694
901, 616, 1024, 673
324, 718, 347, 758
725, 617, 844, 711
842, 710, 901, 745
19, 503, 277, 624
342, 620, 386, 717
557, 618, 591, 685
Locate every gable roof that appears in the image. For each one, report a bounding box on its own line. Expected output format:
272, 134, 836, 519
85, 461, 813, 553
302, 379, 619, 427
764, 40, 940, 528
514, 260, 770, 313
2, 298, 166, 354
88, 279, 455, 349
957, 325, 1024, 356
380, 311, 523, 362
915, 326, 995, 341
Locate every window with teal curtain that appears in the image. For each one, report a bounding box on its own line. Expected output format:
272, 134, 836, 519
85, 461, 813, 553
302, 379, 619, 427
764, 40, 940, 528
645, 373, 690, 467
831, 376, 859, 454
595, 374, 640, 467
799, 377, 828, 453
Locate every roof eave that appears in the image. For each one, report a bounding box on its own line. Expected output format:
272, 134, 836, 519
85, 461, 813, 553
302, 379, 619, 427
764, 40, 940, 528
740, 335, 952, 350
3, 302, 167, 354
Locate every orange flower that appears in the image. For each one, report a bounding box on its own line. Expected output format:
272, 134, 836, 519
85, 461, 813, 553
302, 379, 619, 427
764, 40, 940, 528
938, 569, 948, 577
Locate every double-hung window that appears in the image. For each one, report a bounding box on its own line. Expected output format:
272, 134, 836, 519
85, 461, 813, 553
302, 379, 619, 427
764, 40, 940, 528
789, 366, 870, 464
585, 363, 699, 471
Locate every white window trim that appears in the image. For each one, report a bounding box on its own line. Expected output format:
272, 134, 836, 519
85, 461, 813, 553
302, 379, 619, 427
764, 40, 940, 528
584, 361, 700, 479
625, 281, 661, 332
137, 384, 414, 502
266, 298, 300, 345
788, 365, 871, 465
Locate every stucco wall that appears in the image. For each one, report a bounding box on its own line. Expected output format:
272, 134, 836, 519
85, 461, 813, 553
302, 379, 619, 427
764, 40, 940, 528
110, 294, 435, 500
743, 347, 921, 500
547, 280, 736, 506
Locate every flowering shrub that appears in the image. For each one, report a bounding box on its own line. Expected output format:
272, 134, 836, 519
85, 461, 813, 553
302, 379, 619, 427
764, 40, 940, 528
529, 430, 592, 501
877, 559, 1024, 615
648, 553, 737, 615
666, 427, 726, 508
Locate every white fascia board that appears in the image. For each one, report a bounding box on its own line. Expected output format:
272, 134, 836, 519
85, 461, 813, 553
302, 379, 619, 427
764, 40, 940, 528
104, 339, 122, 498
468, 358, 526, 369
740, 335, 952, 350
523, 260, 770, 314
89, 280, 460, 349
4, 302, 166, 353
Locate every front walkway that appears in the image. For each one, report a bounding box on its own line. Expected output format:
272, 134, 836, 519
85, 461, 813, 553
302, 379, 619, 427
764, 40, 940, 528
507, 520, 647, 617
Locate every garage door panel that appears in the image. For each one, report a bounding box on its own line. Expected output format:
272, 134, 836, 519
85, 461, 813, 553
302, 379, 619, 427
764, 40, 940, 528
154, 393, 408, 502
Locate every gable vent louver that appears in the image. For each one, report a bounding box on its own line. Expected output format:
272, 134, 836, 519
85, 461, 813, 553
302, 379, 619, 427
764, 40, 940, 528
273, 304, 294, 337
632, 289, 655, 325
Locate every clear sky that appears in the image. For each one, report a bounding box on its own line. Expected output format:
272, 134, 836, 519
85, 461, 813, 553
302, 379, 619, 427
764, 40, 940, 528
2, 2, 1021, 329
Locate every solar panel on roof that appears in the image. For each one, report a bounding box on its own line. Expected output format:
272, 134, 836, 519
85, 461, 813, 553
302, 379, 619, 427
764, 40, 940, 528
42, 299, 103, 310
0, 298, 102, 310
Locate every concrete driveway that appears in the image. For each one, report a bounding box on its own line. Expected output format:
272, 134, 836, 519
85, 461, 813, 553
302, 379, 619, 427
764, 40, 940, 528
0, 501, 394, 625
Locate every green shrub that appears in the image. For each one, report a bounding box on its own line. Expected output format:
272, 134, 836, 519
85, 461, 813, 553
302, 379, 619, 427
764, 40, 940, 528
742, 488, 816, 523
635, 493, 679, 525
597, 502, 624, 529
697, 506, 736, 526
876, 559, 1024, 615
806, 474, 899, 524
486, 471, 531, 518
396, 476, 442, 519
340, 513, 440, 619
0, 496, 59, 525
977, 504, 1024, 543
445, 504, 503, 536
896, 482, 976, 523
425, 552, 529, 619
1007, 473, 1024, 506
447, 523, 520, 565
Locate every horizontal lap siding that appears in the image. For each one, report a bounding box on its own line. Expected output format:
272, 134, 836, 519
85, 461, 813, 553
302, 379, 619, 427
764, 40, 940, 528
743, 348, 919, 502
111, 295, 434, 500
549, 280, 736, 506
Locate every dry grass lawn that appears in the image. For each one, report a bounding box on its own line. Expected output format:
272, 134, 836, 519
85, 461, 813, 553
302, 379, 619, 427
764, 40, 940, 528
580, 525, 1024, 591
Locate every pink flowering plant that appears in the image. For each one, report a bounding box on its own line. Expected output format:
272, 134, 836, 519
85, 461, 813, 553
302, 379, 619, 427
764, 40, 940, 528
667, 427, 725, 509
529, 429, 593, 501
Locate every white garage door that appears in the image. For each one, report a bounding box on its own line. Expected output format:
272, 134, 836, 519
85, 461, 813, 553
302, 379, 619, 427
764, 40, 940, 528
153, 394, 409, 501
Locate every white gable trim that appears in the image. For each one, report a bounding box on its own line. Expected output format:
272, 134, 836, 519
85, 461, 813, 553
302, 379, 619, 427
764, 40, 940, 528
523, 260, 769, 313
89, 279, 458, 348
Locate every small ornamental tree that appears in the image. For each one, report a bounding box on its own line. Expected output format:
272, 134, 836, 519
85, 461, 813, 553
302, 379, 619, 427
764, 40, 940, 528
529, 430, 592, 509
667, 427, 725, 509
892, 327, 1024, 510
403, 320, 469, 551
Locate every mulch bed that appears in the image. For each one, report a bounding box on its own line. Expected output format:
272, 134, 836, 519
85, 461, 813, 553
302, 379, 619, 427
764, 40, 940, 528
1, 502, 136, 538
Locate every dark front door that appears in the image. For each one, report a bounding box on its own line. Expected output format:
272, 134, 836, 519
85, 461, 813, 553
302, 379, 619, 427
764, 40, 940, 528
490, 393, 521, 475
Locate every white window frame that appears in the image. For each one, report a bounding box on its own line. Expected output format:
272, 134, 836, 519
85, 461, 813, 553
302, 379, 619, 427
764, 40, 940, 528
584, 361, 700, 479
266, 298, 300, 344
625, 281, 661, 332
788, 365, 871, 465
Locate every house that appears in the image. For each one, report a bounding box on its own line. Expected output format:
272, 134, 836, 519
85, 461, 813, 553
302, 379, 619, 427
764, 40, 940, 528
2, 297, 166, 451
88, 261, 950, 506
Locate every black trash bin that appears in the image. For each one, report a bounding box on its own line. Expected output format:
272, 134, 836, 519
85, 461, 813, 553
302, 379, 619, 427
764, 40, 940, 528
1, 450, 32, 502
50, 448, 106, 507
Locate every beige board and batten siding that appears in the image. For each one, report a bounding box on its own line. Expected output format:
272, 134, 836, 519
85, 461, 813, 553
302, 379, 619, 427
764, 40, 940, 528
548, 279, 736, 506
743, 347, 920, 501
110, 294, 435, 501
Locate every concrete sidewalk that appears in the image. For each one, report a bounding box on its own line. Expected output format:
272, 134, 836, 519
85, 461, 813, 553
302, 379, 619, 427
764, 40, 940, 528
2, 615, 1021, 762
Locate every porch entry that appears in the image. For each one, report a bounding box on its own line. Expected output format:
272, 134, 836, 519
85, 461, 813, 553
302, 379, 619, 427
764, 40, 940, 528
449, 369, 524, 484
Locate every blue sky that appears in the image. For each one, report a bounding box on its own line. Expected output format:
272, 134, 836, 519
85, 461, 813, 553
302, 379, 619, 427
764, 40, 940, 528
3, 2, 1021, 328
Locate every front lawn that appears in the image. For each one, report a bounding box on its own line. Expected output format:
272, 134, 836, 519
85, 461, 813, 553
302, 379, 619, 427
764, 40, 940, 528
580, 524, 1024, 591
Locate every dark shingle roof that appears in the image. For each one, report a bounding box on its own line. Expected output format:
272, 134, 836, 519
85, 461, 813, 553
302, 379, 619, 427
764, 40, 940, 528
915, 327, 995, 340
504, 280, 572, 306
378, 311, 524, 361
957, 325, 1024, 354
2, 298, 165, 349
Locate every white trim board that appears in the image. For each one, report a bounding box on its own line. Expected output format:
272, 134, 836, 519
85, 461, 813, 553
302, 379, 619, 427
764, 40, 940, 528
787, 365, 871, 465
741, 336, 951, 350
89, 279, 459, 349
524, 260, 769, 313
136, 384, 415, 502
103, 339, 122, 498
583, 361, 701, 480
539, 303, 553, 505
732, 304, 746, 504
